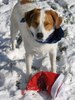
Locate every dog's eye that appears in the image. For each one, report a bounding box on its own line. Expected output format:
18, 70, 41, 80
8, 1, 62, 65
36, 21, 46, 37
34, 22, 39, 25
44, 22, 50, 26
32, 21, 39, 28
32, 21, 39, 27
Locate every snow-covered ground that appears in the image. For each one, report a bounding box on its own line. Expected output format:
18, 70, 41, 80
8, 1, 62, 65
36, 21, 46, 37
0, 0, 75, 100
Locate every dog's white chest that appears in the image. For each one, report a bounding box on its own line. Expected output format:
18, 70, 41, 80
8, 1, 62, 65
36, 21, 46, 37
29, 42, 57, 58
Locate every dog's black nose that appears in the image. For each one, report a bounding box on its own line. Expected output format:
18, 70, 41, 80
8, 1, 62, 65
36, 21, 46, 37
36, 33, 43, 39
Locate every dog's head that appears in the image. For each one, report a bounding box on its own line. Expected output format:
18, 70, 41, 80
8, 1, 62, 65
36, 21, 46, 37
21, 9, 63, 42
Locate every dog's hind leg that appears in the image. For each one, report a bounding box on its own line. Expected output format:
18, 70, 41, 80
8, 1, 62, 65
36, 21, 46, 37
10, 16, 19, 50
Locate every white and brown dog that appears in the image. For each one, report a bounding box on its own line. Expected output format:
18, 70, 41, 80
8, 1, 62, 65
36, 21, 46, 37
10, 0, 63, 80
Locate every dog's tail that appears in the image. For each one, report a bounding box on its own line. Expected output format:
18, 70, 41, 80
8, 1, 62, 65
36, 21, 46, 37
19, 0, 34, 4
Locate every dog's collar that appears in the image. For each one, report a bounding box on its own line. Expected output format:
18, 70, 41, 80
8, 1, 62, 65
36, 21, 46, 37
31, 27, 64, 44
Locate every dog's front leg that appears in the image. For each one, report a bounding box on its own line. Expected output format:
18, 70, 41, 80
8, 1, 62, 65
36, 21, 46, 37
49, 49, 57, 73
25, 53, 34, 80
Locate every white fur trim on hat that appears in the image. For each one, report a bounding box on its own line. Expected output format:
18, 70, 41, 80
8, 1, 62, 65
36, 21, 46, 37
51, 74, 64, 98
57, 83, 65, 97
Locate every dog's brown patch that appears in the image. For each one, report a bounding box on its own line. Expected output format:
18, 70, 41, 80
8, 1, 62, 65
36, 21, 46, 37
44, 11, 55, 31
25, 9, 62, 30
45, 10, 62, 29
25, 9, 40, 28
20, 0, 31, 4
31, 9, 40, 28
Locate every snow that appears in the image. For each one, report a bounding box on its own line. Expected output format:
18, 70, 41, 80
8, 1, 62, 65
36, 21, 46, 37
0, 0, 75, 100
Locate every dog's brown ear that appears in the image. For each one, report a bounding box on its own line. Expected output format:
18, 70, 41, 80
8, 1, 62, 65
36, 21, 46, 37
46, 10, 63, 29
25, 8, 40, 27
24, 9, 35, 26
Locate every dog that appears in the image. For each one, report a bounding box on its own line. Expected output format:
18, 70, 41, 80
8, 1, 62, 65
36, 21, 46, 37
10, 0, 64, 80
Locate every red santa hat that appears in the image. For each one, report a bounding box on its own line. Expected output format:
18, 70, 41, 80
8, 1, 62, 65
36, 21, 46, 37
21, 71, 64, 98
